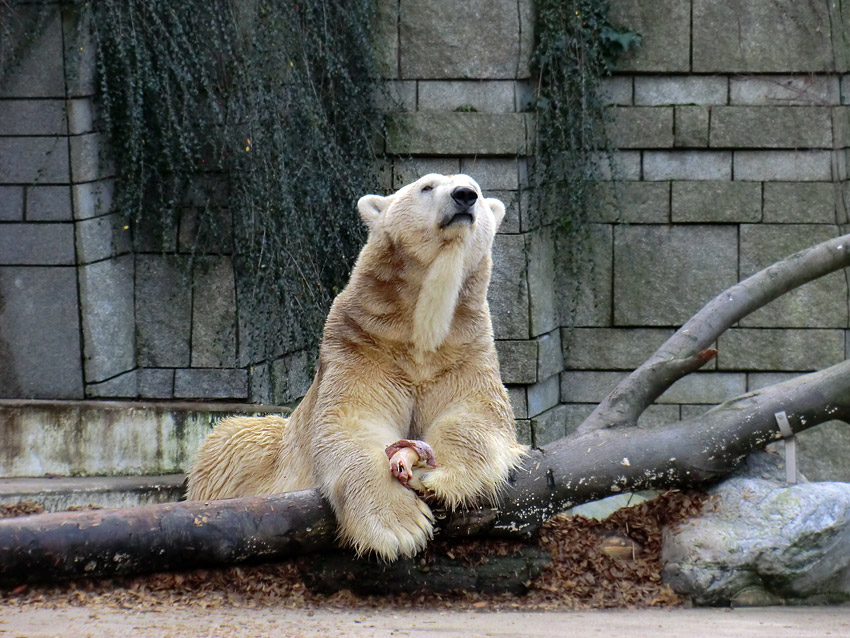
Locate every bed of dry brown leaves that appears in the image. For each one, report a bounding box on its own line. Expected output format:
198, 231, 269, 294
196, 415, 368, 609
0, 490, 710, 612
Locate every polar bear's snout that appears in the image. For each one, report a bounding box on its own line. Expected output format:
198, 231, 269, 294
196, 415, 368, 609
440, 186, 478, 228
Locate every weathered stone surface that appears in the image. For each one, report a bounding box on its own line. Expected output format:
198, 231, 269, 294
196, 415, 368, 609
514, 419, 532, 447
663, 477, 850, 605
459, 158, 522, 191
191, 257, 237, 368
536, 329, 563, 380
387, 113, 530, 156
489, 189, 521, 234
587, 182, 669, 223
0, 99, 67, 135
72, 179, 114, 220
78, 256, 135, 383
531, 403, 569, 447
495, 340, 537, 385
599, 77, 633, 106
62, 7, 97, 97
505, 385, 528, 419
85, 371, 138, 399
527, 228, 557, 336
0, 223, 74, 265
26, 185, 72, 221
560, 371, 626, 403
692, 0, 836, 73
643, 151, 732, 180
69, 133, 113, 183
613, 225, 739, 326
608, 0, 690, 72
392, 158, 460, 188
606, 107, 673, 148
0, 7, 65, 98
399, 0, 532, 79
562, 327, 674, 370
672, 181, 761, 223
138, 369, 175, 399
556, 224, 613, 328
271, 347, 318, 404
656, 372, 746, 405
730, 75, 840, 106
674, 106, 710, 148
0, 267, 83, 399
489, 233, 529, 340
717, 328, 845, 371
739, 224, 849, 328
372, 0, 399, 78
591, 151, 641, 181
0, 137, 69, 184
75, 213, 132, 264
526, 374, 559, 418
710, 107, 832, 148
733, 151, 833, 181
763, 182, 837, 223
0, 187, 24, 221
66, 98, 95, 135
136, 255, 191, 367
635, 76, 728, 106
174, 369, 248, 400
418, 81, 518, 113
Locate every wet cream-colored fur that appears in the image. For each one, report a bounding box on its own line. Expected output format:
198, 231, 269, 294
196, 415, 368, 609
187, 174, 526, 560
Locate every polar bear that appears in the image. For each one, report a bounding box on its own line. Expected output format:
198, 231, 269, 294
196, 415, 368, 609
187, 174, 526, 560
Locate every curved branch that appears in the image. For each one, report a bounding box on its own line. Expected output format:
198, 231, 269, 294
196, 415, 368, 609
2, 359, 848, 586
580, 232, 850, 432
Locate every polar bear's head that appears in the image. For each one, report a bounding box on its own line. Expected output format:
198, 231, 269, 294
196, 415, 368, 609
357, 174, 506, 267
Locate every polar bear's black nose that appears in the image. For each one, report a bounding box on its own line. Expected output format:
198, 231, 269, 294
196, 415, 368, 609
451, 186, 478, 210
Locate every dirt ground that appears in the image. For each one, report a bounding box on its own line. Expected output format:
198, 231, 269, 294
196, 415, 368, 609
2, 604, 850, 638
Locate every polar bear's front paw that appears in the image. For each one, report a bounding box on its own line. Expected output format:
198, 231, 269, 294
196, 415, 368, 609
339, 489, 435, 561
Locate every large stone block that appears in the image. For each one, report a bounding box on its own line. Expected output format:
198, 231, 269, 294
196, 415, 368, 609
531, 404, 570, 447
672, 181, 761, 223
0, 137, 69, 184
733, 151, 833, 181
392, 158, 461, 188
86, 371, 138, 399
417, 80, 519, 113
191, 257, 238, 368
608, 0, 690, 72
674, 106, 710, 148
730, 76, 840, 106
717, 328, 845, 371
372, 0, 399, 78
72, 179, 114, 220
270, 347, 318, 404
536, 329, 563, 380
0, 267, 83, 398
386, 112, 531, 156
527, 227, 558, 336
69, 133, 113, 183
0, 6, 65, 98
26, 185, 72, 221
136, 255, 192, 367
634, 76, 728, 106
606, 107, 673, 149
66, 98, 96, 135
0, 187, 24, 221
459, 158, 522, 191
710, 107, 832, 148
562, 327, 673, 370
495, 339, 537, 384
591, 151, 641, 181
692, 0, 835, 72
78, 256, 135, 383
489, 233, 529, 340
613, 225, 739, 326
556, 223, 613, 327
763, 182, 838, 224
526, 374, 560, 418
599, 77, 633, 106
174, 369, 248, 400
643, 151, 732, 180
0, 223, 74, 265
560, 371, 626, 403
75, 213, 132, 264
399, 0, 532, 79
739, 224, 849, 328
0, 99, 67, 135
587, 182, 669, 223
138, 369, 175, 399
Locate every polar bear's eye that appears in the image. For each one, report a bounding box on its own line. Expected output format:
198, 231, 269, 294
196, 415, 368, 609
421, 185, 433, 193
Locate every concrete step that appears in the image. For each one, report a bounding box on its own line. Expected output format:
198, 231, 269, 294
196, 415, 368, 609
0, 474, 186, 512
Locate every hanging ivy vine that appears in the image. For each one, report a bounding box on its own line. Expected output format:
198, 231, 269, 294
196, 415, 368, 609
530, 0, 640, 231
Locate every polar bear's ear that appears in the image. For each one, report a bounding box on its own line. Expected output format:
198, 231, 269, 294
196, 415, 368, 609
357, 194, 390, 230
485, 197, 506, 229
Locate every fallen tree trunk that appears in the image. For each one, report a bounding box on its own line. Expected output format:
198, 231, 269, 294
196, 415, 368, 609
0, 234, 849, 587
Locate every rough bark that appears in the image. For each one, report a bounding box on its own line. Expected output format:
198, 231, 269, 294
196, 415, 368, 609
0, 234, 848, 587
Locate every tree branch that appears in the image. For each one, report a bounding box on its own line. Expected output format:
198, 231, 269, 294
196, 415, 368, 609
580, 232, 850, 432
1, 359, 847, 586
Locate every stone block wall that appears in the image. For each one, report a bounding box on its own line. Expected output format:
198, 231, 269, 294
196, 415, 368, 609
1, 0, 848, 477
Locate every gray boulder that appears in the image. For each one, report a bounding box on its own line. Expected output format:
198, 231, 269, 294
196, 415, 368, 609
662, 461, 850, 606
